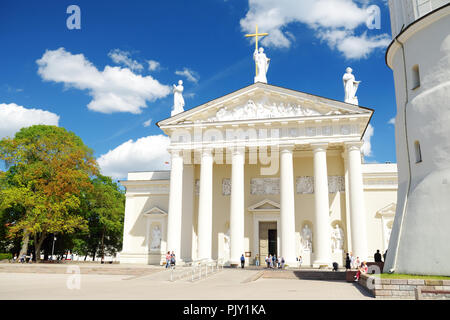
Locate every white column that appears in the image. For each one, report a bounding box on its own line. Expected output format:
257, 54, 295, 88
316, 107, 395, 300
229, 147, 245, 266
166, 150, 184, 259
181, 164, 194, 262
279, 145, 297, 266
197, 149, 213, 261
312, 143, 332, 267
346, 142, 368, 260
342, 152, 352, 253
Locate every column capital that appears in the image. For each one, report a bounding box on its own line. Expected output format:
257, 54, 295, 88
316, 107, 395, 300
227, 146, 245, 156
168, 148, 183, 157
279, 144, 294, 153
344, 141, 363, 152
311, 143, 328, 153
200, 148, 213, 156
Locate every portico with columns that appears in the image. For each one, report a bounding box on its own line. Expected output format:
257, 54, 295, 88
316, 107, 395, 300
120, 82, 397, 267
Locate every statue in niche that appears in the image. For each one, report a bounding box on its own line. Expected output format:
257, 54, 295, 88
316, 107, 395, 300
331, 224, 344, 252
343, 67, 361, 105
150, 225, 161, 250
172, 80, 185, 116
301, 225, 313, 251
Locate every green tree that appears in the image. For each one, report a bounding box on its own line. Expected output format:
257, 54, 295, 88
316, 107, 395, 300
0, 125, 98, 261
73, 175, 125, 260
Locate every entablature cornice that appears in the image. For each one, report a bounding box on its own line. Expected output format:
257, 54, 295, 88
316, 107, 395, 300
120, 180, 170, 196
160, 112, 371, 133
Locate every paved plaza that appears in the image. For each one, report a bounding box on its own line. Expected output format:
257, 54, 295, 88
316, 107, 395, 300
0, 264, 372, 300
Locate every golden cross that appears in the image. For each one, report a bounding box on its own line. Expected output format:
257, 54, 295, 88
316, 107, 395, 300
245, 24, 268, 76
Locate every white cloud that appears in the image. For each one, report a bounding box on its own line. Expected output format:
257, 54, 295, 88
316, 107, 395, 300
362, 123, 374, 157
240, 0, 391, 59
319, 31, 391, 59
143, 118, 152, 127
148, 60, 161, 71
108, 49, 144, 72
388, 117, 395, 125
0, 103, 60, 139
37, 48, 171, 114
175, 68, 200, 83
97, 135, 170, 179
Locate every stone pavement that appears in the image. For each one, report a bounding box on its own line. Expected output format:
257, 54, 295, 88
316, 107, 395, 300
0, 265, 373, 300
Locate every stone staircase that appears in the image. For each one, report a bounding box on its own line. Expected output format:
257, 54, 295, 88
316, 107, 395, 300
229, 266, 348, 281
292, 270, 347, 281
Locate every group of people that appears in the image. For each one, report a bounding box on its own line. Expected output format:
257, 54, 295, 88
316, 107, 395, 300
165, 251, 176, 269
345, 252, 366, 281
345, 249, 388, 281
263, 254, 285, 269
12, 253, 32, 263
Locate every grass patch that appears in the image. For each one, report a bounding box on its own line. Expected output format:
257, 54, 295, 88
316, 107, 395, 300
371, 273, 450, 280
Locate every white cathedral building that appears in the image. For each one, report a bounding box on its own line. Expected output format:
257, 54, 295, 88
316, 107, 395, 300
120, 50, 399, 267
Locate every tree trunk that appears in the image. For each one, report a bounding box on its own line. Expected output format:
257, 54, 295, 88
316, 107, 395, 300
34, 232, 47, 262
101, 228, 105, 261
18, 231, 30, 258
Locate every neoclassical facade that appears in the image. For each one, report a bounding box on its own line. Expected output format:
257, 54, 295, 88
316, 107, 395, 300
120, 83, 398, 267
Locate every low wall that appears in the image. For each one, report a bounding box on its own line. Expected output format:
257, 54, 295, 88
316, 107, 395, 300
358, 273, 450, 299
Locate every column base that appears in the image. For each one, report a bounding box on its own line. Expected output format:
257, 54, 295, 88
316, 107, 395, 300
229, 260, 241, 268
194, 258, 213, 264
312, 261, 332, 269
283, 261, 299, 269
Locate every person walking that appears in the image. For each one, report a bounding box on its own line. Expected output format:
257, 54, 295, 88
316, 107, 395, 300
29, 252, 33, 263
281, 257, 285, 269
165, 251, 171, 268
269, 254, 273, 269
350, 252, 355, 269
265, 255, 269, 268
272, 255, 276, 269
13, 254, 17, 263
240, 254, 245, 268
170, 251, 176, 268
345, 253, 351, 270
297, 256, 303, 268
255, 254, 260, 267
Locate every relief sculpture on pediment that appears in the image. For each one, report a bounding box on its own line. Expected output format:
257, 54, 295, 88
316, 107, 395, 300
208, 99, 330, 122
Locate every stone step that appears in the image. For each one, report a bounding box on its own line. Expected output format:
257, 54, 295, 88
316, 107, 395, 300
0, 263, 162, 276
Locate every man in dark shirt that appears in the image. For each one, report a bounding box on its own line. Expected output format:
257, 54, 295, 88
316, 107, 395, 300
374, 250, 382, 262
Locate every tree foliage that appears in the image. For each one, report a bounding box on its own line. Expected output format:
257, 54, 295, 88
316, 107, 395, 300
72, 174, 125, 260
0, 125, 99, 260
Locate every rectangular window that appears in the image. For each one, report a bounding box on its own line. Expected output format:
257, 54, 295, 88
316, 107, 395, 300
412, 64, 421, 90
414, 141, 422, 163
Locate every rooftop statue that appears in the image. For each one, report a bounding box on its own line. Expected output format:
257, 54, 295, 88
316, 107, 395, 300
343, 67, 361, 105
171, 80, 185, 116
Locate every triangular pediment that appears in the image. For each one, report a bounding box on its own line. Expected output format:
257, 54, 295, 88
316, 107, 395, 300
143, 206, 168, 216
158, 83, 372, 127
248, 199, 281, 212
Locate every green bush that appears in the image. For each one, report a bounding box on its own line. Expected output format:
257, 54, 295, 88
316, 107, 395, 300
0, 253, 12, 261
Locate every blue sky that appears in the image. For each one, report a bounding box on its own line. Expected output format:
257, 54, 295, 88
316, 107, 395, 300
0, 0, 397, 178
